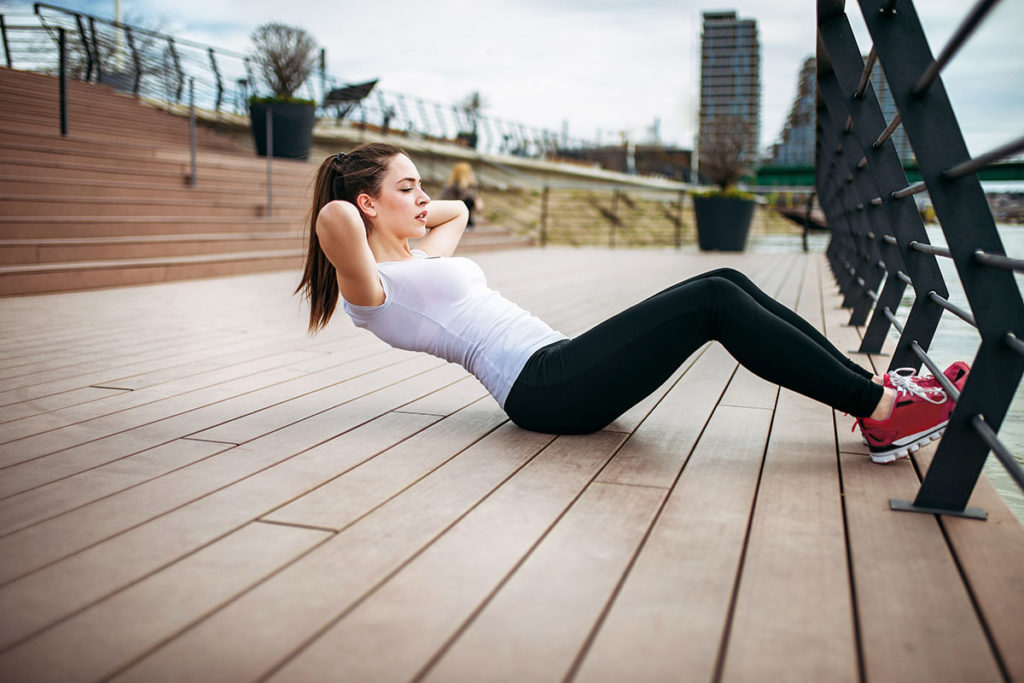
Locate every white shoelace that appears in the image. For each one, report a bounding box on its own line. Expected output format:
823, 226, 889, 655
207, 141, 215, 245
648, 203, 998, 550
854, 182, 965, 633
887, 368, 947, 405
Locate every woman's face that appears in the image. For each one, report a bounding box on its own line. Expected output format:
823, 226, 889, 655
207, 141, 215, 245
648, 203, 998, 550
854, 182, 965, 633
363, 154, 430, 238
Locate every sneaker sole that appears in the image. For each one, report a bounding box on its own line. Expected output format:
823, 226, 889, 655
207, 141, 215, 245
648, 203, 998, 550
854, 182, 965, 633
868, 426, 946, 464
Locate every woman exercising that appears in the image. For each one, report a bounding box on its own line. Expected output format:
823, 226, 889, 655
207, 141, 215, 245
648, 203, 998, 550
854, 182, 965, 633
296, 143, 958, 464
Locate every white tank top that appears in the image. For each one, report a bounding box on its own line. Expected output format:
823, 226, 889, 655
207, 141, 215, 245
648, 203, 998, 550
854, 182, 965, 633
342, 251, 567, 407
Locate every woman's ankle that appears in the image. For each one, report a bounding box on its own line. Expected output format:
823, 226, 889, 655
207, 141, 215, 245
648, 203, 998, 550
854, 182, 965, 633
869, 387, 895, 421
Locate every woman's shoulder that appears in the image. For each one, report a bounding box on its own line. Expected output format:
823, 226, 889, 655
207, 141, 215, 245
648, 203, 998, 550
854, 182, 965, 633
317, 199, 360, 228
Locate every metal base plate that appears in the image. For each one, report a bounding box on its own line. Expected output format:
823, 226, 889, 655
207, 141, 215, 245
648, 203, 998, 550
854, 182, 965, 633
890, 498, 988, 520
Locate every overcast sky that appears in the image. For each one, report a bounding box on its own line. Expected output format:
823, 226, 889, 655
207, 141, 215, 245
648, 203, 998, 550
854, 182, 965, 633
6, 0, 1022, 157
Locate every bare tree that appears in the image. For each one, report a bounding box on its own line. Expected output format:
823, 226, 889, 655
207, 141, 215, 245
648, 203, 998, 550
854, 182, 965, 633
249, 23, 317, 99
698, 114, 754, 190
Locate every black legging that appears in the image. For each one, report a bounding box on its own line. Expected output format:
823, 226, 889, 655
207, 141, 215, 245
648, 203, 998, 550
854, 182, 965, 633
504, 268, 883, 434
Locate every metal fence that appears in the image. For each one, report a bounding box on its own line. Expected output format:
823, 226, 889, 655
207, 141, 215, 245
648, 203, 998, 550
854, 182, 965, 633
816, 0, 1024, 518
0, 3, 599, 159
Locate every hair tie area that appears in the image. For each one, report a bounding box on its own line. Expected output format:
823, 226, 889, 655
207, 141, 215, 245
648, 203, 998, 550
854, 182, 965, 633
335, 152, 347, 163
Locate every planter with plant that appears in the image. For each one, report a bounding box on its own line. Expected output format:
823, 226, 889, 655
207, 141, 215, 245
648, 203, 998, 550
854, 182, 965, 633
693, 115, 757, 251
248, 23, 318, 160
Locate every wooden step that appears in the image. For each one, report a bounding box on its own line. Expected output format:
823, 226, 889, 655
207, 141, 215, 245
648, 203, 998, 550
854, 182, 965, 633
0, 99, 241, 152
0, 162, 311, 195
0, 233, 305, 265
0, 118, 229, 154
0, 195, 271, 218
0, 249, 304, 295
0, 216, 304, 239
0, 176, 308, 204
455, 233, 535, 252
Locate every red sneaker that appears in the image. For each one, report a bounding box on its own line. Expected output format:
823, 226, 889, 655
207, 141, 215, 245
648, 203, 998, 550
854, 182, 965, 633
857, 381, 950, 464
920, 361, 970, 394
884, 362, 970, 396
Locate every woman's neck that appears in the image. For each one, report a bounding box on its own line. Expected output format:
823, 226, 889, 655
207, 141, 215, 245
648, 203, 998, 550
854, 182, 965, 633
367, 231, 415, 263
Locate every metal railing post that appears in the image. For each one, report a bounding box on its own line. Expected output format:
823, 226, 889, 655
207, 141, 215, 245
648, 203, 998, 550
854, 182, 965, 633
609, 190, 619, 248
58, 27, 67, 137
88, 17, 101, 82
75, 15, 93, 81
539, 186, 548, 247
124, 27, 141, 95
675, 190, 685, 250
266, 107, 273, 218
1, 15, 11, 68
207, 47, 223, 111
188, 78, 196, 187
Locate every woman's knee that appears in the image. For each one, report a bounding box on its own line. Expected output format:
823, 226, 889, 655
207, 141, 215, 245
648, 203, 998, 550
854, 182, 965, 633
705, 267, 751, 289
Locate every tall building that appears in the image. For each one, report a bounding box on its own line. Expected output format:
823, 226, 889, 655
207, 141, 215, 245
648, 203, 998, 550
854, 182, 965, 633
870, 59, 914, 163
697, 11, 761, 177
771, 56, 816, 166
768, 55, 914, 167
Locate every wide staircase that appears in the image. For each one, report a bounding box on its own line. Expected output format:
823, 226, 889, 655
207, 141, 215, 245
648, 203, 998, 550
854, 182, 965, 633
0, 67, 530, 296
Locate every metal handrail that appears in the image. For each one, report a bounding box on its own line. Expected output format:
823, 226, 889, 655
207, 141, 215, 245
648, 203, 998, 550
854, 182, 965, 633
23, 2, 600, 158
817, 0, 1022, 520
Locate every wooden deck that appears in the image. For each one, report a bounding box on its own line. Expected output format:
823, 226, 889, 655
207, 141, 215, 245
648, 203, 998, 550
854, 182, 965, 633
0, 247, 1021, 683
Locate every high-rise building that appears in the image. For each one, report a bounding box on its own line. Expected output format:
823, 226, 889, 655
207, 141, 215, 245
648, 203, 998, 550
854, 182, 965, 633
869, 59, 914, 163
771, 57, 816, 166
697, 11, 761, 176
768, 55, 914, 167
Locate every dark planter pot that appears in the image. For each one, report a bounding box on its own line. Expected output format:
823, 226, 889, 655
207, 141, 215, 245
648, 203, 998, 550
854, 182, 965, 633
249, 102, 316, 160
693, 195, 755, 251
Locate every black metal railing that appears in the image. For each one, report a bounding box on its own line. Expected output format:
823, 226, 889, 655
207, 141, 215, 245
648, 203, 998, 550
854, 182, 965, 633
816, 0, 1024, 519
0, 3, 600, 158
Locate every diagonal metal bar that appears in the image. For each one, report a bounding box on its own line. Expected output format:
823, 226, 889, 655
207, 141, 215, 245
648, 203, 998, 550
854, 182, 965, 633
816, 11, 946, 366
856, 0, 1024, 517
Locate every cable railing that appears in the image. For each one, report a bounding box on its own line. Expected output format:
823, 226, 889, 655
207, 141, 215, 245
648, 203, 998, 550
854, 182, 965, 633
0, 3, 599, 158
816, 0, 1024, 519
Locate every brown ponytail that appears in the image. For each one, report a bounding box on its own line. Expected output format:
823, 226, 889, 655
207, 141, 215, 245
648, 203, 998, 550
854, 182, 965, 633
295, 142, 406, 333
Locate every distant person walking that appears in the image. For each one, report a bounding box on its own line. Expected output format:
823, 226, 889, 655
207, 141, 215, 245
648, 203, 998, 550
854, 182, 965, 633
297, 143, 968, 465
440, 162, 483, 228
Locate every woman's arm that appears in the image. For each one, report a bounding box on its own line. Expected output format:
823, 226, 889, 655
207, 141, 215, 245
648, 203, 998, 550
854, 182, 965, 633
315, 200, 384, 306
417, 199, 468, 257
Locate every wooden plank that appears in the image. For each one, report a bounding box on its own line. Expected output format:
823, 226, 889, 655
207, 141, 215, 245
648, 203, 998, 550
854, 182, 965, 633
0, 438, 231, 536
819, 253, 1013, 679
596, 342, 736, 489
272, 432, 631, 683
394, 375, 490, 416
574, 405, 773, 682
0, 345, 377, 445
110, 424, 555, 683
0, 329, 256, 392
720, 389, 857, 683
717, 253, 858, 682
0, 410, 438, 650
416, 485, 660, 683
0, 522, 329, 683
840, 450, 1003, 682
0, 355, 315, 465
265, 397, 508, 529
916, 448, 1024, 682
0, 386, 128, 424
0, 354, 442, 494
189, 354, 461, 444
0, 363, 466, 582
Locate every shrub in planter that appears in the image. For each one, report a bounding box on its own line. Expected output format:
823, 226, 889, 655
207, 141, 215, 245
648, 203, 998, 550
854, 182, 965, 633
694, 115, 757, 251
693, 190, 756, 251
249, 96, 317, 160
248, 23, 318, 160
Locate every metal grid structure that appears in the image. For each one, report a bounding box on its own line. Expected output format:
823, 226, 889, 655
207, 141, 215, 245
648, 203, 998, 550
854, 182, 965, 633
816, 0, 1024, 518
